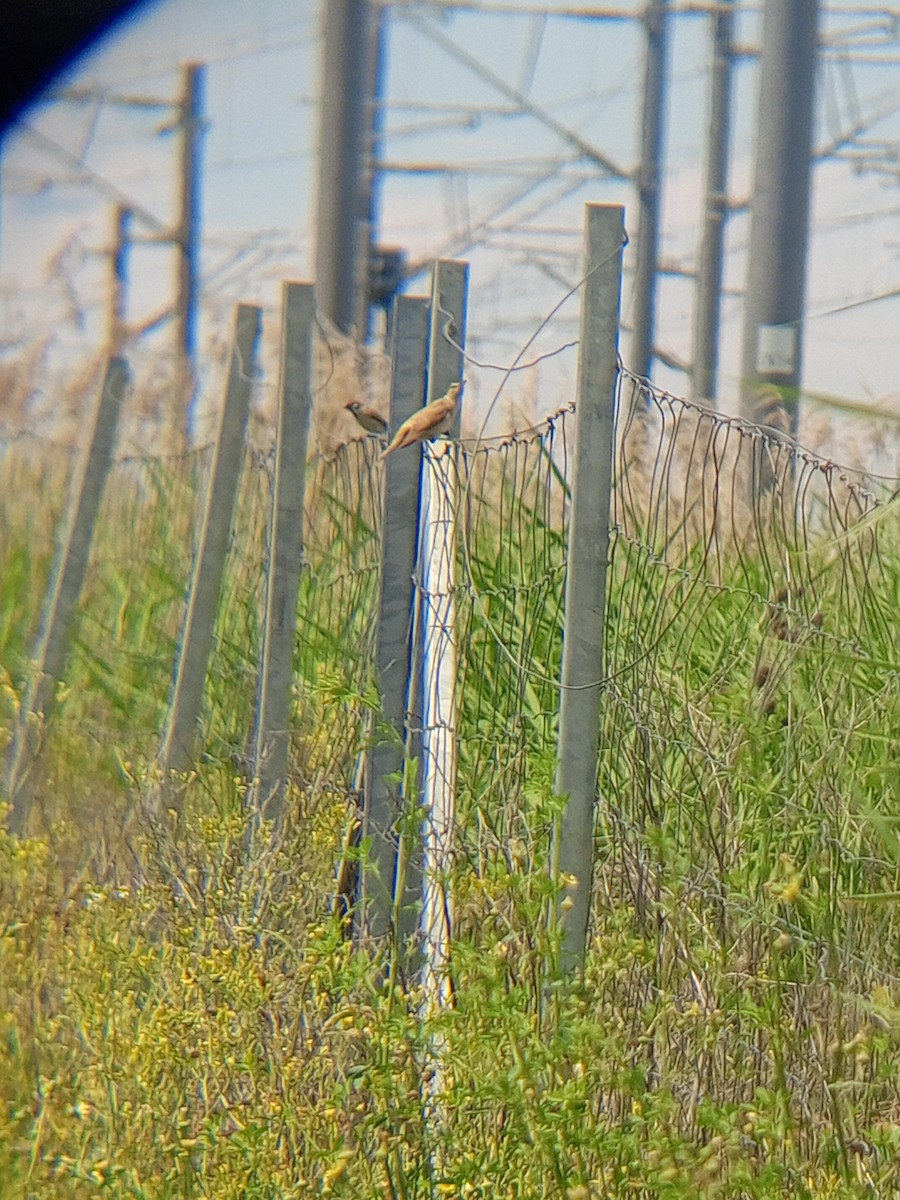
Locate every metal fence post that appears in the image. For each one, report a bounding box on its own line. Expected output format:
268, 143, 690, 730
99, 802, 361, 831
363, 295, 430, 940
426, 260, 468, 424
159, 303, 261, 773
417, 260, 468, 993
554, 203, 624, 974
3, 357, 129, 831
250, 283, 315, 821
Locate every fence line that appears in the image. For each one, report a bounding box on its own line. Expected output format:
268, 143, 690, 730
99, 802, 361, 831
2, 216, 900, 1158
3, 358, 128, 829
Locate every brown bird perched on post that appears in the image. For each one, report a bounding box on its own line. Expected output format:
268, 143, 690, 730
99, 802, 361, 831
345, 399, 389, 437
379, 381, 463, 460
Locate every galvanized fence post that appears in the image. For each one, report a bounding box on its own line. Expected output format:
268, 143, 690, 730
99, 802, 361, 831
3, 357, 129, 831
426, 260, 469, 436
159, 303, 261, 773
250, 283, 314, 822
554, 203, 625, 974
363, 294, 430, 941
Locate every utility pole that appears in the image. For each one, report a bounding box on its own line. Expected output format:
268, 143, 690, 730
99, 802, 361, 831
315, 0, 374, 337
690, 0, 735, 406
739, 0, 819, 435
364, 6, 393, 339
630, 0, 669, 381
173, 62, 205, 438
37, 68, 205, 422
106, 202, 132, 356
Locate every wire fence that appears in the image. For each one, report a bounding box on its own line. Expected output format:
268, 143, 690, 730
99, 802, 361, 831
453, 409, 572, 857
297, 437, 383, 789
588, 367, 900, 1138
0, 428, 387, 802
2, 332, 900, 1156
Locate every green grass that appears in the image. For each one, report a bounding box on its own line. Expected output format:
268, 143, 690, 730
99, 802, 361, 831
2, 414, 900, 1198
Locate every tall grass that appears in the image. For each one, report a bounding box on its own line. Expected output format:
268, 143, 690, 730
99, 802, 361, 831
2, 386, 900, 1198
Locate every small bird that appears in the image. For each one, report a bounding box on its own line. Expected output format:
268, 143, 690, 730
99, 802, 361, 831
345, 399, 389, 437
380, 381, 463, 460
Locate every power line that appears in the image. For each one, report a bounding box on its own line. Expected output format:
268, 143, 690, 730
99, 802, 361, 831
5, 0, 899, 421
397, 10, 631, 181
16, 123, 169, 234
806, 284, 900, 321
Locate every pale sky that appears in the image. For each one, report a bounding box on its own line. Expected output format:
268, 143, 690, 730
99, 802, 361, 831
1, 0, 899, 454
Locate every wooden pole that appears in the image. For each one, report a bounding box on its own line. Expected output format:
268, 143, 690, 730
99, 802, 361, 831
107, 203, 131, 356
175, 62, 205, 441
